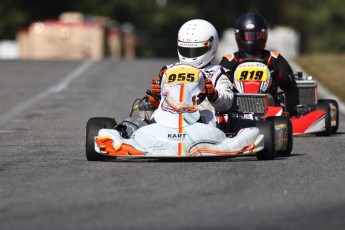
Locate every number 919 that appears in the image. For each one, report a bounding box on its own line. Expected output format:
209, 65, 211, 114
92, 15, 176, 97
239, 70, 263, 80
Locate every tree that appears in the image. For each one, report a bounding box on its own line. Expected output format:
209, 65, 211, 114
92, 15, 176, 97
282, 0, 345, 52
0, 0, 344, 56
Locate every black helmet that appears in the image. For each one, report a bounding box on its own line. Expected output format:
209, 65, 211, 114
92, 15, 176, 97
234, 12, 268, 55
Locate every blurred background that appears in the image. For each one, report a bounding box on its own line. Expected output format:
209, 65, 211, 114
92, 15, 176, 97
0, 0, 344, 102
0, 0, 344, 60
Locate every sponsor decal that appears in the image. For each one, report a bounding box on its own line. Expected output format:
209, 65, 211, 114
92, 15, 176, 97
179, 42, 198, 47
246, 23, 255, 29
145, 145, 169, 152
178, 41, 209, 48
168, 133, 186, 141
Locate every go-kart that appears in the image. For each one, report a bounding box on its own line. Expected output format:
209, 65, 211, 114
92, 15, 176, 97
221, 59, 339, 138
85, 64, 277, 161
289, 72, 339, 136
216, 60, 293, 156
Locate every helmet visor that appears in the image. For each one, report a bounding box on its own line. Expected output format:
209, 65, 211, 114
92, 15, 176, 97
177, 37, 213, 58
235, 31, 267, 41
177, 46, 210, 58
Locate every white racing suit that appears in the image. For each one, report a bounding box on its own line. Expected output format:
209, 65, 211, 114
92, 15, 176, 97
163, 63, 234, 126
123, 62, 234, 137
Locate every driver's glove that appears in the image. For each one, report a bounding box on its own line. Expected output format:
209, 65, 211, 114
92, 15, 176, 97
205, 78, 218, 102
149, 67, 167, 108
148, 77, 161, 108
151, 66, 167, 95
287, 106, 298, 117
151, 78, 161, 95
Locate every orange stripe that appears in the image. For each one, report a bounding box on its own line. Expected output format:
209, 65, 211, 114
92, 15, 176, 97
178, 84, 185, 156
178, 113, 184, 156
179, 83, 185, 102
178, 113, 183, 133
178, 84, 185, 132
96, 137, 144, 156
178, 142, 183, 156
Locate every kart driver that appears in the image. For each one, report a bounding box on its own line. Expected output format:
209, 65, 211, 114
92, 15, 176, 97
219, 12, 299, 116
149, 19, 234, 126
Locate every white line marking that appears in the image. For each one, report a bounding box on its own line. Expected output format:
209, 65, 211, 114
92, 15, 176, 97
0, 60, 94, 127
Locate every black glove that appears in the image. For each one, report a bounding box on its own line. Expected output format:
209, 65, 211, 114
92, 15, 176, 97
287, 106, 298, 117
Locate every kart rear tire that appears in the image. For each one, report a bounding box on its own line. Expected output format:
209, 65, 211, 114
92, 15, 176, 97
267, 116, 293, 157
318, 99, 339, 134
255, 121, 276, 160
315, 102, 331, 136
86, 117, 117, 161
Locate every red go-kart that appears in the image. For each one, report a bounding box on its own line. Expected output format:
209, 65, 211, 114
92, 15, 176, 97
219, 60, 339, 137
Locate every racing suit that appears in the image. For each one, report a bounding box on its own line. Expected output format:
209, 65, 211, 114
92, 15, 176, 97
220, 50, 299, 116
150, 62, 234, 126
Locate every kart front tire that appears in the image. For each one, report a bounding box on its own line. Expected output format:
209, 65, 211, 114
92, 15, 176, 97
86, 117, 117, 161
267, 116, 293, 157
318, 99, 339, 134
255, 121, 276, 160
315, 102, 331, 136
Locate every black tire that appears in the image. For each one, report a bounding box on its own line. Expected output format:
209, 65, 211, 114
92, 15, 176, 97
86, 117, 117, 161
267, 116, 293, 157
315, 102, 332, 136
318, 99, 339, 134
255, 121, 276, 160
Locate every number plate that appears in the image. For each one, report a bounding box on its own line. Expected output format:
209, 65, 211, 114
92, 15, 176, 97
165, 66, 199, 84
235, 63, 269, 82
243, 113, 254, 120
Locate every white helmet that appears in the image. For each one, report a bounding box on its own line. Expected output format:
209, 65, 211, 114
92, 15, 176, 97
177, 19, 219, 68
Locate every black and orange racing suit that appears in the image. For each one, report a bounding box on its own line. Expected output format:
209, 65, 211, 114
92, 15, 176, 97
220, 50, 299, 116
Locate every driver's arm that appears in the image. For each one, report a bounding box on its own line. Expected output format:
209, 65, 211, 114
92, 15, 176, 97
208, 67, 234, 111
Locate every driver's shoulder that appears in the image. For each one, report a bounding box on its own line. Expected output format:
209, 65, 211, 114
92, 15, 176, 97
266, 50, 280, 58
202, 63, 224, 72
223, 51, 241, 62
201, 64, 229, 80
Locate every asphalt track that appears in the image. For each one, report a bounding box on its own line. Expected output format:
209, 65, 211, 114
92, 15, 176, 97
0, 59, 344, 230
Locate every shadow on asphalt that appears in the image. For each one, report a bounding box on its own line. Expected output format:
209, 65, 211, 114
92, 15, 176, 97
293, 132, 344, 138
99, 153, 303, 163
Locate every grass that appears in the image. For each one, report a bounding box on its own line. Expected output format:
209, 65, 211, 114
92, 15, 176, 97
294, 53, 345, 103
